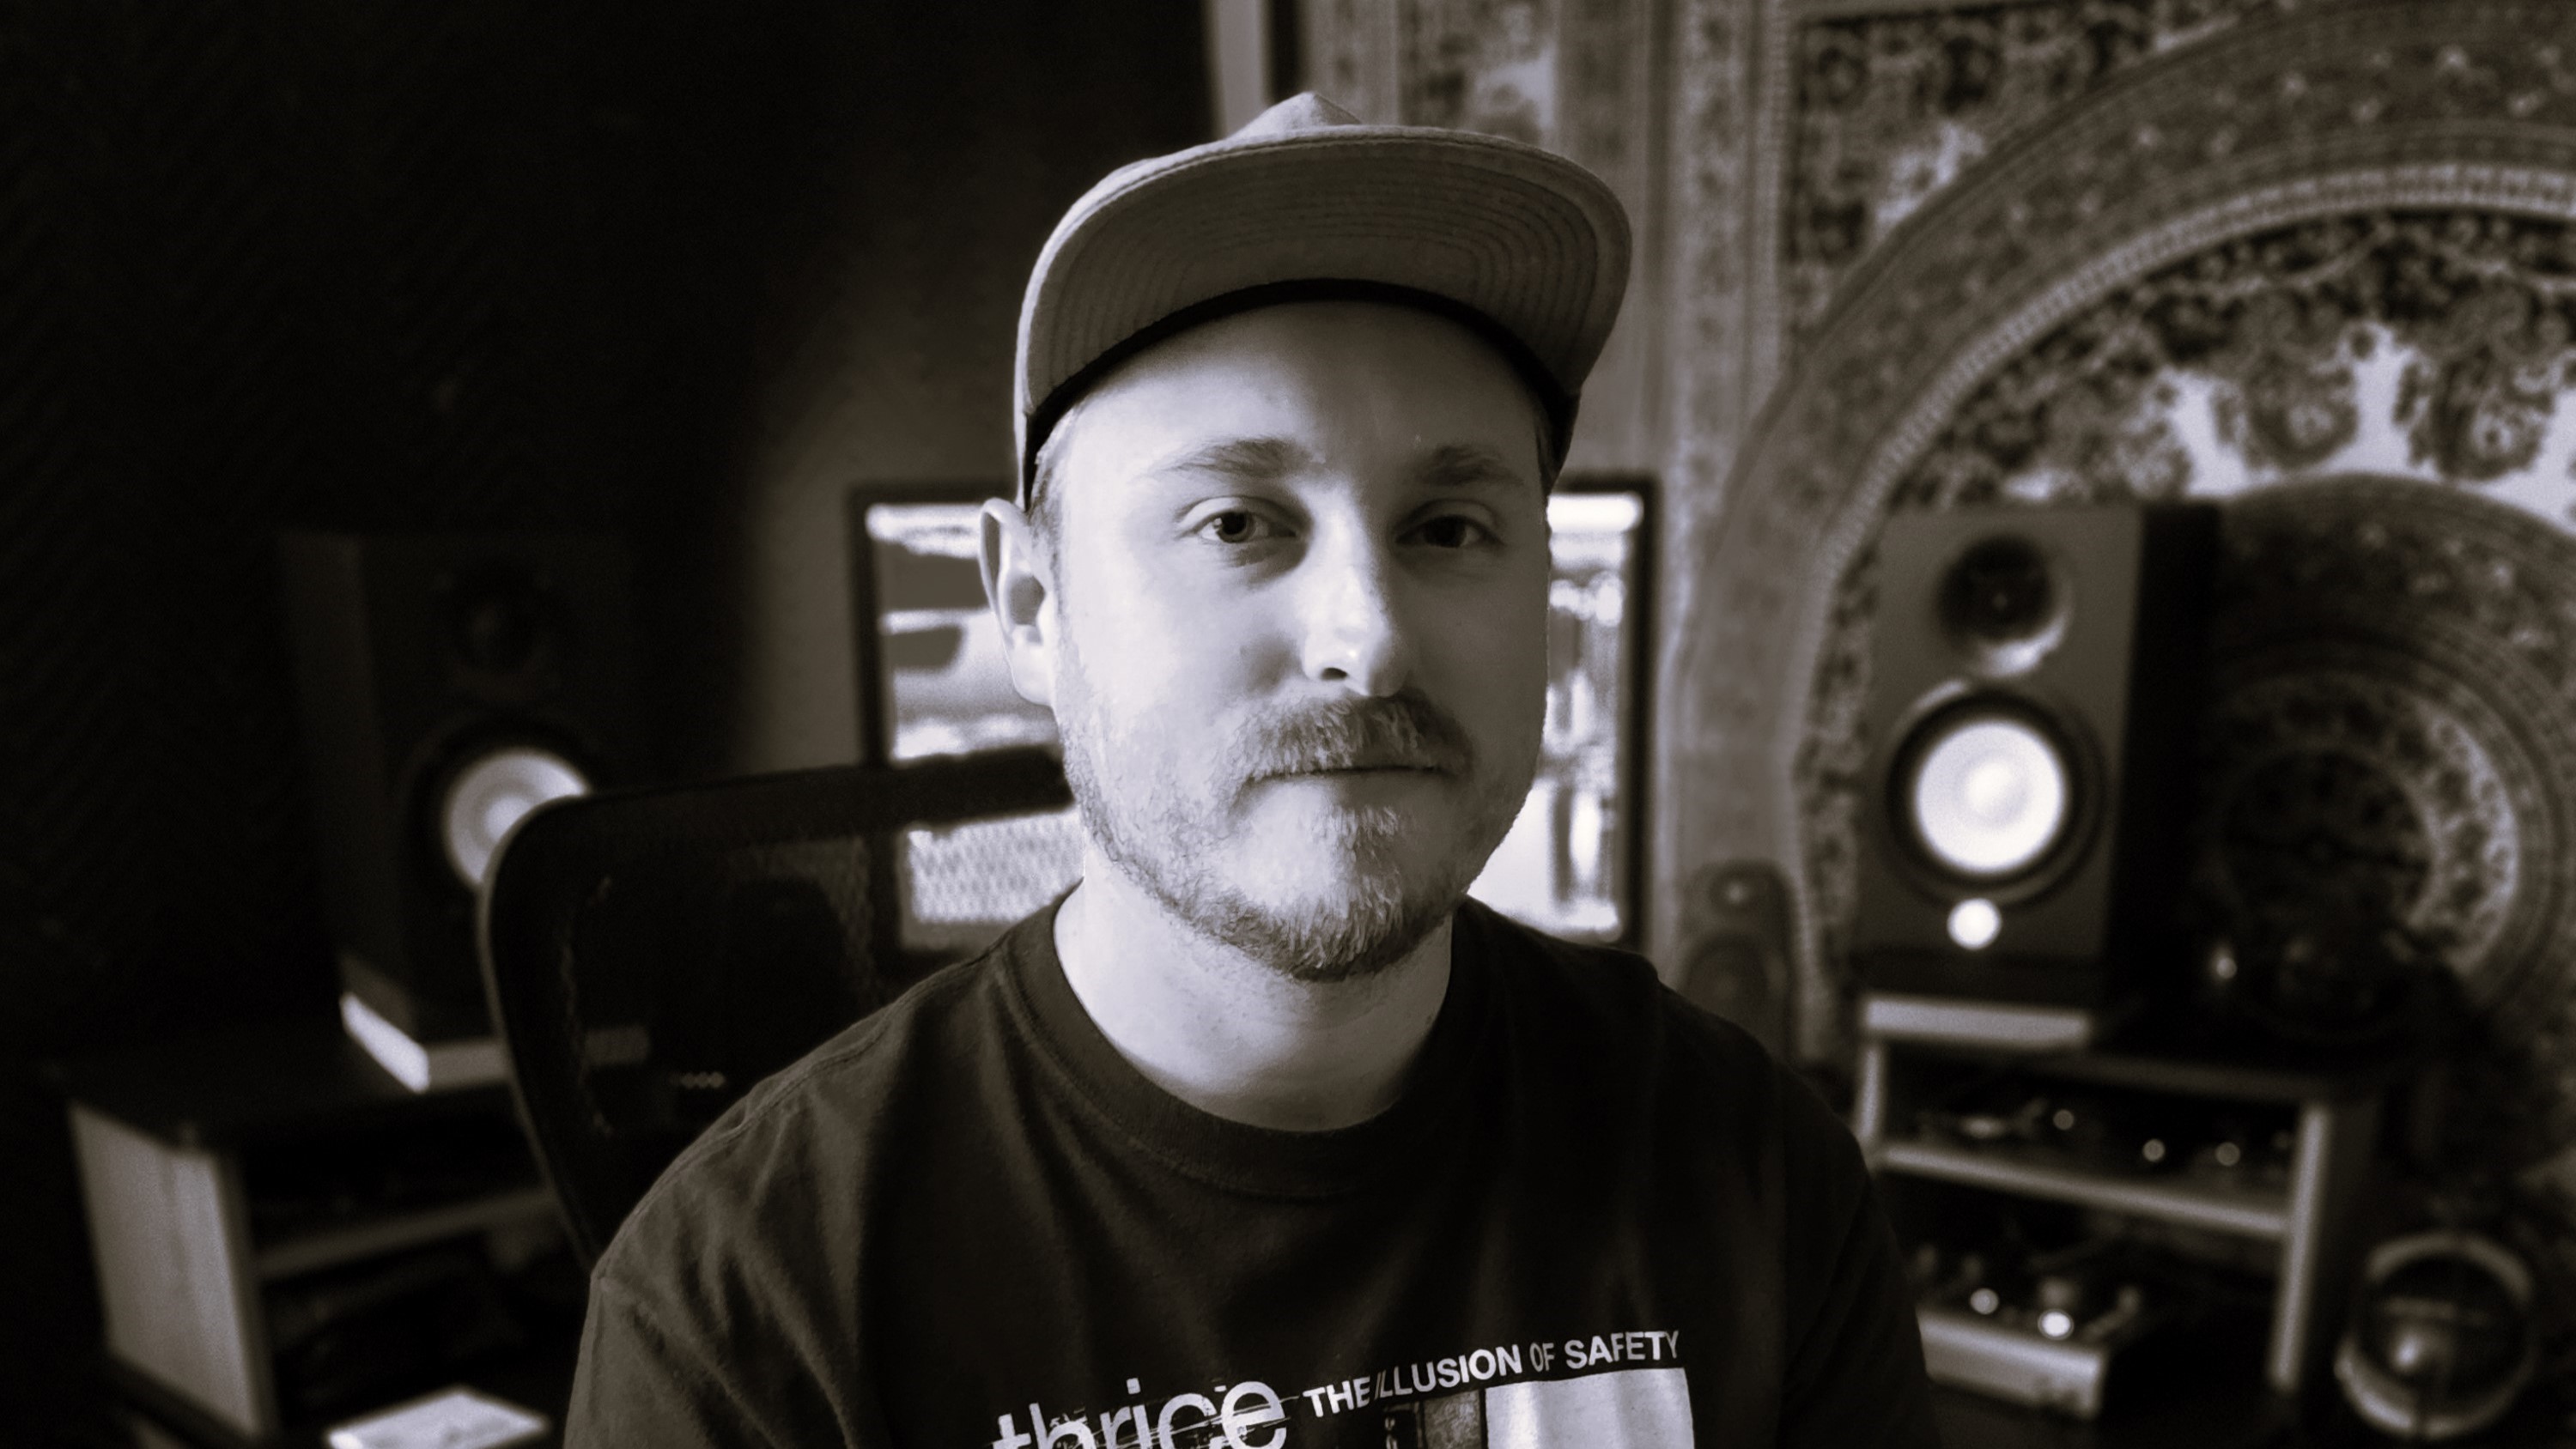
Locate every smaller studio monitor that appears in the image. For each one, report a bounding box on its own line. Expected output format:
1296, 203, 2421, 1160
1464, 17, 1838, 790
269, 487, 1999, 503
1676, 859, 1794, 1058
1851, 502, 2216, 1049
280, 532, 647, 1076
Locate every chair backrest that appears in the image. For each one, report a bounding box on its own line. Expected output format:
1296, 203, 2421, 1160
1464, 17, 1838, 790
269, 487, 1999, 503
477, 746, 1075, 1265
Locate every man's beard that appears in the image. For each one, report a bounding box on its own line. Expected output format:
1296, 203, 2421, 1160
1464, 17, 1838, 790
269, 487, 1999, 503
1054, 639, 1527, 984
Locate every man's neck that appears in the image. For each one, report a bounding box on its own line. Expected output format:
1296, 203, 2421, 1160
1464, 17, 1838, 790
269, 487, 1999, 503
1052, 867, 1454, 1132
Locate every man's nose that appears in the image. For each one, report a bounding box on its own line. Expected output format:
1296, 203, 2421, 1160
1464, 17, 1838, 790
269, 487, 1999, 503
1297, 529, 1413, 696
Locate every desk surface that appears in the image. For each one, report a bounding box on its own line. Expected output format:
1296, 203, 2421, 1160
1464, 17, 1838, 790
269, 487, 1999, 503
46, 1016, 516, 1149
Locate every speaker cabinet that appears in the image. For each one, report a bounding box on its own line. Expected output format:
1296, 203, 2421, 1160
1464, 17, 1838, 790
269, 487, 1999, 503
1851, 503, 2216, 1042
280, 532, 647, 1049
1676, 859, 1794, 1058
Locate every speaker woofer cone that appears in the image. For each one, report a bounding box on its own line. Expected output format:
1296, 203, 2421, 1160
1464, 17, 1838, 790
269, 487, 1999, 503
437, 745, 591, 890
1899, 709, 2073, 882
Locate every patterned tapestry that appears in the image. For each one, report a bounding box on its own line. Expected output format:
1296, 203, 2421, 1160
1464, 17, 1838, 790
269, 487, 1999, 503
1785, 0, 2333, 350
1303, 0, 1561, 137
1399, 0, 1563, 142
1686, 0, 2576, 1191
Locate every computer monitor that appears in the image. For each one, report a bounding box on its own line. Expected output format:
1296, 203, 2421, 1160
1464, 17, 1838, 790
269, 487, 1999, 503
847, 485, 1076, 957
848, 476, 1652, 949
848, 484, 1057, 765
1465, 479, 1650, 945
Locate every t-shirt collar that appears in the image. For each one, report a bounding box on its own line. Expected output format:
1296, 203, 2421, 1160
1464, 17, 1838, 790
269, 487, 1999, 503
1000, 892, 1497, 1199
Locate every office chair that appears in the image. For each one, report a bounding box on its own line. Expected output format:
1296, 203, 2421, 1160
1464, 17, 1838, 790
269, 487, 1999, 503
477, 746, 1075, 1266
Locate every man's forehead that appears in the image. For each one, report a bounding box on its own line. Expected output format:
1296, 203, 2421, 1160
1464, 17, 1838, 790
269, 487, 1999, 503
1114, 298, 1528, 392
1050, 301, 1550, 482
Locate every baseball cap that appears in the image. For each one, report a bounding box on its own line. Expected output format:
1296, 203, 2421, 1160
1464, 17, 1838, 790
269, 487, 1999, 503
1014, 92, 1632, 502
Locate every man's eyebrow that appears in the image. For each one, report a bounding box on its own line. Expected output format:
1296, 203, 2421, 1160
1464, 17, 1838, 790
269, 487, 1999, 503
1143, 435, 1319, 482
1415, 441, 1534, 491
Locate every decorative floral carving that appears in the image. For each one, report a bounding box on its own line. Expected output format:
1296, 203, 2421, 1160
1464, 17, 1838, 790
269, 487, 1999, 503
2212, 291, 2361, 472
1788, 0, 2313, 349
1893, 212, 2576, 514
1396, 0, 1561, 144
2396, 280, 2576, 482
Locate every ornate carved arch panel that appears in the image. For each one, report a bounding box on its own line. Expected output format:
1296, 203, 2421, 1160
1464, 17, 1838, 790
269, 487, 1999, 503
1689, 0, 2576, 1167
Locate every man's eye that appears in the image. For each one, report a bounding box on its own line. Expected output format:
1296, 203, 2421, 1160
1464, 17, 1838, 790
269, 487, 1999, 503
1413, 515, 1492, 549
1203, 510, 1278, 544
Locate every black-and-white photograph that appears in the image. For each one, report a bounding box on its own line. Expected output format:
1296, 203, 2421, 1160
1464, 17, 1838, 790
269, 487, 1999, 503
8, 2, 2576, 1446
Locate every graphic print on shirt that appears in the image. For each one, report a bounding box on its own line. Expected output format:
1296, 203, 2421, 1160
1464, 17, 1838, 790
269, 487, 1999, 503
987, 1328, 1690, 1449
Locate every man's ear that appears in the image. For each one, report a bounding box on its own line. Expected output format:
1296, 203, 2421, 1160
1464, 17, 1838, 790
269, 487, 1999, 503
980, 496, 1057, 710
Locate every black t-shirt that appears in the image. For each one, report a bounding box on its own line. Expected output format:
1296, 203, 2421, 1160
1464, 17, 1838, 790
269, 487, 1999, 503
567, 898, 1938, 1448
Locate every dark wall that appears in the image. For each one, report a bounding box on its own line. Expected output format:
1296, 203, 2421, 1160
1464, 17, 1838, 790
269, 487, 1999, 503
0, 3, 1207, 1438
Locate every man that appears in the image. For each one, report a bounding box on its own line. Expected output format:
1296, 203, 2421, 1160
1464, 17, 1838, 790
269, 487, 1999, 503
568, 94, 1938, 1447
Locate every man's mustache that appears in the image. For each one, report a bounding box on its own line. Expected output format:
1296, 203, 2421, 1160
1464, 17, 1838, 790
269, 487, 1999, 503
1236, 692, 1475, 780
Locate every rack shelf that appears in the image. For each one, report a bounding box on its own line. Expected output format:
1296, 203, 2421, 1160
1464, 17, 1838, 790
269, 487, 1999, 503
1854, 1009, 2384, 1410
54, 1020, 571, 1446
252, 1185, 556, 1282
1874, 1141, 2290, 1240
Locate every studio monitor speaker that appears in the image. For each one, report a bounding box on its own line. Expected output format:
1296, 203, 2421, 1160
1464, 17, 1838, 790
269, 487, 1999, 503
1677, 859, 1794, 1058
1852, 502, 2216, 1048
281, 531, 647, 1052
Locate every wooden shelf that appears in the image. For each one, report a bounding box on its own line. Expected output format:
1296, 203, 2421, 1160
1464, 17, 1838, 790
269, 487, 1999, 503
1875, 1139, 2291, 1240
1858, 1013, 2389, 1415
252, 1186, 556, 1282
62, 1019, 570, 1446
1880, 1022, 2438, 1106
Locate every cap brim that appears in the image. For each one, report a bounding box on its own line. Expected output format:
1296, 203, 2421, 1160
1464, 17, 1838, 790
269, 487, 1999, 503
1017, 127, 1631, 461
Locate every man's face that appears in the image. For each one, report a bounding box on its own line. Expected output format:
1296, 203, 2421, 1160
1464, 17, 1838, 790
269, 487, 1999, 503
1005, 300, 1552, 981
